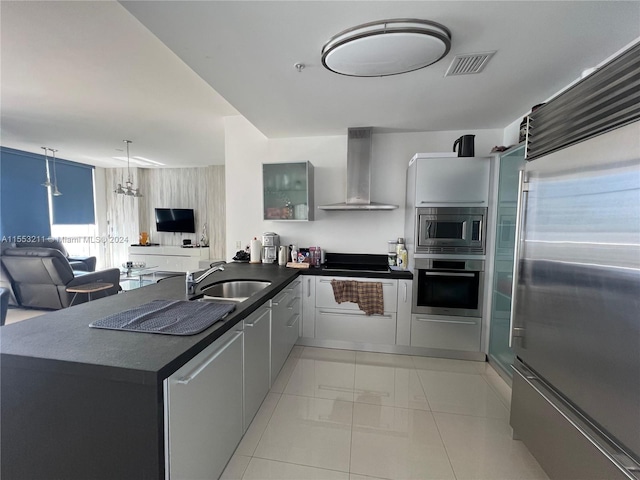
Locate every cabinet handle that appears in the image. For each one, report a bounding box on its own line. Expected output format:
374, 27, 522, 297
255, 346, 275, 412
286, 297, 301, 310
318, 310, 392, 319
307, 278, 311, 297
319, 279, 394, 287
403, 282, 407, 302
244, 308, 270, 328
272, 289, 292, 306
286, 314, 300, 328
509, 169, 529, 348
175, 331, 243, 385
414, 317, 476, 325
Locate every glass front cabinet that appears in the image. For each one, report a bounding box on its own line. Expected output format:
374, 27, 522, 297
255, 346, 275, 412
488, 144, 526, 380
263, 162, 314, 221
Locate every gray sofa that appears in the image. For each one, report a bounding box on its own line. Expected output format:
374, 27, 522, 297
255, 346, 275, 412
1, 247, 120, 310
14, 238, 97, 272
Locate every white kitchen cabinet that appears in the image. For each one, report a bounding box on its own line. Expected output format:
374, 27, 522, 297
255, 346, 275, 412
315, 309, 397, 344
396, 279, 413, 346
129, 245, 210, 273
315, 277, 398, 312
301, 275, 316, 338
410, 314, 481, 351
243, 305, 271, 432
408, 155, 491, 207
164, 327, 244, 480
271, 279, 301, 383
314, 277, 398, 345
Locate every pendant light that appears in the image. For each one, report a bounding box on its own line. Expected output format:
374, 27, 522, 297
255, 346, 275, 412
41, 147, 53, 188
50, 148, 62, 196
114, 139, 143, 197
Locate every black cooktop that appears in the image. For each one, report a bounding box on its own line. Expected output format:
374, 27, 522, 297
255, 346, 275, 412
322, 253, 389, 272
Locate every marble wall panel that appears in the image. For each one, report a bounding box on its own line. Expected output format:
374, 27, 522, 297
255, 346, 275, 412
105, 166, 225, 268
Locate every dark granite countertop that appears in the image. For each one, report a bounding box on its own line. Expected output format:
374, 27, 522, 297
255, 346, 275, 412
0, 263, 412, 386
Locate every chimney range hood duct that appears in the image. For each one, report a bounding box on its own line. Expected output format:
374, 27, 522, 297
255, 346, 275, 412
318, 127, 398, 211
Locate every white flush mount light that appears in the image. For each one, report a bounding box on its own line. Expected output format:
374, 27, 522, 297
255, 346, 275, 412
322, 18, 451, 77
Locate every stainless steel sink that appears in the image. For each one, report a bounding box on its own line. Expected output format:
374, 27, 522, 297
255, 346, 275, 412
195, 280, 272, 303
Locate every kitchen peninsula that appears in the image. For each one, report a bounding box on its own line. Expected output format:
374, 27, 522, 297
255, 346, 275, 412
1, 263, 298, 479
1, 262, 412, 479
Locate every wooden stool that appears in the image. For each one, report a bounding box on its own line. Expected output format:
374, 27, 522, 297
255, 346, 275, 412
66, 283, 114, 306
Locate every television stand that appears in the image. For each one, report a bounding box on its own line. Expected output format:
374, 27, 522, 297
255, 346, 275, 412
128, 245, 210, 272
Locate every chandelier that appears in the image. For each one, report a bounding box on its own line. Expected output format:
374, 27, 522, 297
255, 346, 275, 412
114, 140, 143, 197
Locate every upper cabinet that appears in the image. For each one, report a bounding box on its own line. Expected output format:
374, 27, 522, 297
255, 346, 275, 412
407, 155, 491, 207
263, 162, 314, 221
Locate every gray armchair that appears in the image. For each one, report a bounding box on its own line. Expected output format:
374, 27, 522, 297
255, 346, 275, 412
15, 238, 97, 272
1, 247, 120, 310
0, 287, 9, 325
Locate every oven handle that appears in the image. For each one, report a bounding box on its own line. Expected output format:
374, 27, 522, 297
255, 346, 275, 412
419, 201, 485, 205
509, 169, 529, 348
423, 272, 475, 278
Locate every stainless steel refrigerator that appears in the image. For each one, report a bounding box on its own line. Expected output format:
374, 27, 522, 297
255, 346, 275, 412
509, 42, 640, 480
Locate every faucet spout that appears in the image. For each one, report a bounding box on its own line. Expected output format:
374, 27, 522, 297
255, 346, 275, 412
186, 261, 226, 295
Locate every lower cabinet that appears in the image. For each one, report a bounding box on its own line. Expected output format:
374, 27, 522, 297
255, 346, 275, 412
271, 279, 301, 382
315, 309, 397, 344
313, 276, 399, 345
164, 327, 244, 480
396, 279, 413, 346
243, 305, 271, 431
410, 314, 481, 351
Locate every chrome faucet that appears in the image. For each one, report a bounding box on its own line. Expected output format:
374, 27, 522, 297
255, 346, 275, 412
186, 261, 226, 295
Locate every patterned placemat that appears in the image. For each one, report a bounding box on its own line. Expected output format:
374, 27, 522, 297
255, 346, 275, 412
89, 300, 235, 336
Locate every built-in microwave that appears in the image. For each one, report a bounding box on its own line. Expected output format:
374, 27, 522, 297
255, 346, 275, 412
415, 207, 486, 255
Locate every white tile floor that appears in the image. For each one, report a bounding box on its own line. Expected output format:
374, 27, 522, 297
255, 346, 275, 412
223, 346, 549, 480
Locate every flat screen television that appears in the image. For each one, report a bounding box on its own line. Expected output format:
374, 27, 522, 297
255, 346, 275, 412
155, 208, 196, 233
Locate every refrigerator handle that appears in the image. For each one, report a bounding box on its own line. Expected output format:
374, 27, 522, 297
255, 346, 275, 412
509, 169, 529, 348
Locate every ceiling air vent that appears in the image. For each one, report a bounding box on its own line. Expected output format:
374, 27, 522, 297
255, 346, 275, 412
445, 51, 496, 76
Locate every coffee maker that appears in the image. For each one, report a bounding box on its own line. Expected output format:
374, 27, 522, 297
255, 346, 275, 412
261, 232, 279, 264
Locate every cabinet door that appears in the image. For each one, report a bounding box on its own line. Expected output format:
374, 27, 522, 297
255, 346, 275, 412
316, 277, 398, 312
164, 328, 244, 480
271, 280, 301, 383
301, 275, 316, 338
315, 309, 397, 344
415, 157, 490, 206
243, 306, 271, 431
263, 162, 314, 221
396, 279, 413, 346
410, 314, 481, 351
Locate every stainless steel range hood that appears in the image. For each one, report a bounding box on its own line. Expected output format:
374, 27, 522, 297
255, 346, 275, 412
318, 127, 398, 211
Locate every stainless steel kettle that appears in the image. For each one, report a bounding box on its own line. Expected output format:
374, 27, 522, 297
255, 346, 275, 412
278, 245, 289, 266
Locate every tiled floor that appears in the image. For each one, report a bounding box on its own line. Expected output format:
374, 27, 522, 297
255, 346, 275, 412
4, 306, 48, 325
223, 346, 548, 480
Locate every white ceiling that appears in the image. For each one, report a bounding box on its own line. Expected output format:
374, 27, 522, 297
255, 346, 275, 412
0, 1, 238, 168
1, 1, 639, 168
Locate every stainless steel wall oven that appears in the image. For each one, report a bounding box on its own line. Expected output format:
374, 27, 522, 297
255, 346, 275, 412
413, 258, 484, 317
415, 207, 486, 255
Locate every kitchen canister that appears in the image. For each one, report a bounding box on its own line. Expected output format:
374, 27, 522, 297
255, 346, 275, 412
294, 203, 307, 220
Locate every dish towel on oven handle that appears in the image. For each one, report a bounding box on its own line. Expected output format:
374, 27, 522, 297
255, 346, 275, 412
330, 279, 384, 315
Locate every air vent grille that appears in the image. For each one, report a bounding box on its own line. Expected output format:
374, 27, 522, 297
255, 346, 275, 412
526, 42, 640, 160
445, 51, 496, 76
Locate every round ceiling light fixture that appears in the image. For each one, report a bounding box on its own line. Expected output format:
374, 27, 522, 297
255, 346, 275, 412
321, 18, 452, 77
